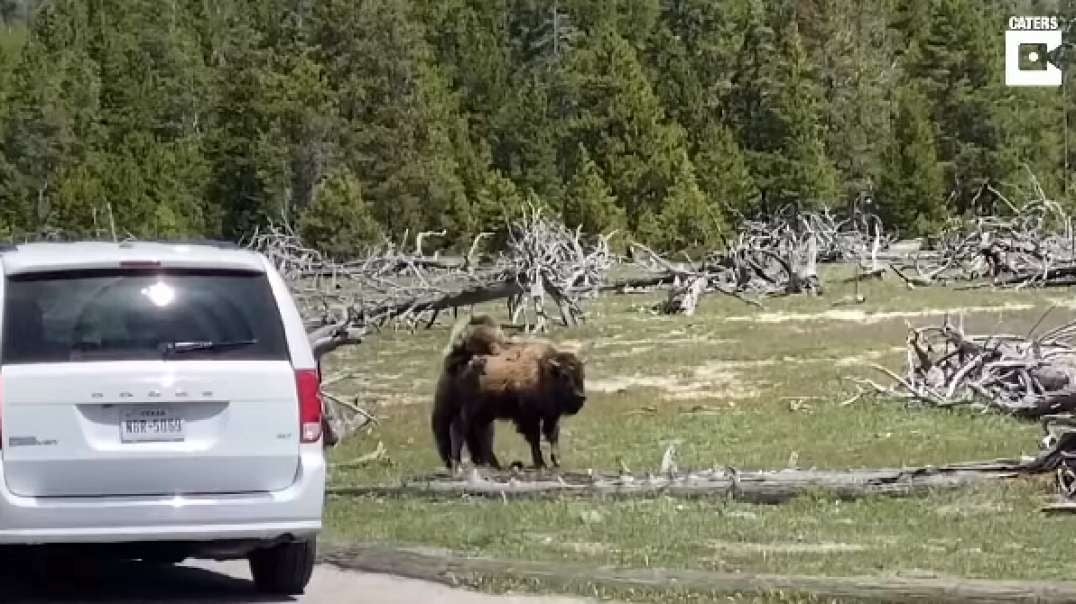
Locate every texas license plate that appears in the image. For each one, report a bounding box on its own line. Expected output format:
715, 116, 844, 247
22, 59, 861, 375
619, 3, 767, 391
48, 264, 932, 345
120, 407, 184, 443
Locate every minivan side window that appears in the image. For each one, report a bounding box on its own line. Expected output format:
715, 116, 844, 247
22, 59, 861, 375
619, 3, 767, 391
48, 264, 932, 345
1, 269, 289, 364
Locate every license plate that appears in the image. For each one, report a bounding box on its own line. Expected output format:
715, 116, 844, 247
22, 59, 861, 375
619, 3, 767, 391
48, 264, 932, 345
120, 407, 184, 443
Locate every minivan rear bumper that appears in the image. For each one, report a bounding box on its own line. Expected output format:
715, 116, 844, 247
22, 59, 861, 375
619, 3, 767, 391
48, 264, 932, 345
0, 447, 324, 545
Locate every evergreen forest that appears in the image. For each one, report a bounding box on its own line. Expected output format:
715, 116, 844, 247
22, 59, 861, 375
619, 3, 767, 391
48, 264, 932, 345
0, 0, 1073, 257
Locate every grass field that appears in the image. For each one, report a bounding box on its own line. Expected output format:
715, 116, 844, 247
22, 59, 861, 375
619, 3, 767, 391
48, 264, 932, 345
320, 266, 1076, 598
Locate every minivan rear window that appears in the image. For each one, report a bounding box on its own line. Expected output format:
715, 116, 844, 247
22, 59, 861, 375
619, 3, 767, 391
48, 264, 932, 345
1, 269, 289, 364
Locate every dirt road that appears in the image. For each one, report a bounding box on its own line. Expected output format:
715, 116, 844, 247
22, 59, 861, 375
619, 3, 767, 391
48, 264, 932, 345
2, 558, 599, 603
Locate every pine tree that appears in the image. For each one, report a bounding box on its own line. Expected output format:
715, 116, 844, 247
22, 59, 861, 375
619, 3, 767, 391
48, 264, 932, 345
74, 0, 214, 236
0, 23, 17, 221
904, 0, 1017, 211
728, 1, 780, 166
797, 0, 891, 198
646, 0, 748, 138
614, 0, 660, 49
472, 167, 525, 237
657, 154, 724, 251
491, 71, 564, 203
202, 8, 278, 236
260, 43, 337, 224
562, 145, 625, 234
560, 26, 687, 232
0, 0, 101, 233
472, 170, 557, 249
878, 86, 946, 235
732, 6, 837, 210
889, 0, 931, 61
418, 0, 512, 144
298, 169, 384, 259
692, 124, 757, 221
311, 0, 471, 243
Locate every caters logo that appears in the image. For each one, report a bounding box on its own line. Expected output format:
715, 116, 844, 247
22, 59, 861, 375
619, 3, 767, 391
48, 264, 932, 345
1008, 16, 1060, 31
1005, 15, 1064, 87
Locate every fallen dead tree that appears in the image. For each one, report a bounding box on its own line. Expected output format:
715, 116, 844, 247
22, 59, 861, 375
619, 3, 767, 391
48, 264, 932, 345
320, 543, 1076, 604
853, 310, 1076, 418
622, 233, 820, 315
891, 176, 1076, 290
249, 208, 614, 356
501, 205, 616, 332
612, 205, 894, 314
738, 203, 891, 264
1040, 415, 1076, 512
327, 454, 1052, 504
245, 210, 613, 443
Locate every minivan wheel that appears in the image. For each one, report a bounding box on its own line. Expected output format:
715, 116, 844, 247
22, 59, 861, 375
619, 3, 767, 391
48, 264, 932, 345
248, 538, 316, 595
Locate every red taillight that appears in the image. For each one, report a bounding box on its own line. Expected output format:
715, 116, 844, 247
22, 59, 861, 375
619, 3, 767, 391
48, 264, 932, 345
295, 369, 323, 443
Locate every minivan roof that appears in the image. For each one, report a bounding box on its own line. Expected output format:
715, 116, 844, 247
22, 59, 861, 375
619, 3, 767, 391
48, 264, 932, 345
0, 241, 268, 275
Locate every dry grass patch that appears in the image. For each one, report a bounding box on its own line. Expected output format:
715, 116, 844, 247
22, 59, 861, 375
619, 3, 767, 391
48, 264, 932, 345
588, 361, 761, 402
706, 540, 870, 555
722, 302, 1035, 325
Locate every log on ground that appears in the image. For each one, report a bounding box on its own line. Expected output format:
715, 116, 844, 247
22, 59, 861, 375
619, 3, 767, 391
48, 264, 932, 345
318, 543, 1076, 604
327, 459, 1045, 504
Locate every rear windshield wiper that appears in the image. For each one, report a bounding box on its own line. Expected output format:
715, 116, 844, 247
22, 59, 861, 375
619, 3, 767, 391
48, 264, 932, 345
161, 339, 258, 356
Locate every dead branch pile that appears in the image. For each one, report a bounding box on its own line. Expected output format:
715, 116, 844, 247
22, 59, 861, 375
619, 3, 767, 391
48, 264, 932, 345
853, 312, 1076, 418
247, 222, 468, 355
247, 211, 613, 354
739, 204, 891, 264
1040, 415, 1076, 511
501, 205, 616, 332
245, 211, 614, 443
890, 187, 1076, 289
621, 234, 820, 315
610, 205, 893, 314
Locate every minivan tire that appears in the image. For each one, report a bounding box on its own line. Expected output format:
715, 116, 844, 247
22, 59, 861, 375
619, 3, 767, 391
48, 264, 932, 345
248, 538, 316, 595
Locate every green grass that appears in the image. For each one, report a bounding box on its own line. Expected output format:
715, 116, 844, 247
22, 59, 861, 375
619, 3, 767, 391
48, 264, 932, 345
320, 266, 1076, 594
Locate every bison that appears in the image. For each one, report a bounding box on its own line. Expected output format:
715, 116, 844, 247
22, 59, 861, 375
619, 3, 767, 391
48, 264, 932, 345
431, 314, 587, 471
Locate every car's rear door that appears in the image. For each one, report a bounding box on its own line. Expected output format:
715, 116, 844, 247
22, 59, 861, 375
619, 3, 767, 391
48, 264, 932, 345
0, 268, 302, 497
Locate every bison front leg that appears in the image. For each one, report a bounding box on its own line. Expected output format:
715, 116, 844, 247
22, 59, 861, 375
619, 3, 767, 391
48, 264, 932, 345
542, 419, 560, 468
448, 417, 465, 473
469, 421, 501, 469
520, 418, 546, 469
482, 423, 502, 469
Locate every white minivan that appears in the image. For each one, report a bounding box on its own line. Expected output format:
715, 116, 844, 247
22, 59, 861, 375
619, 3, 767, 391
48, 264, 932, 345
0, 240, 326, 595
